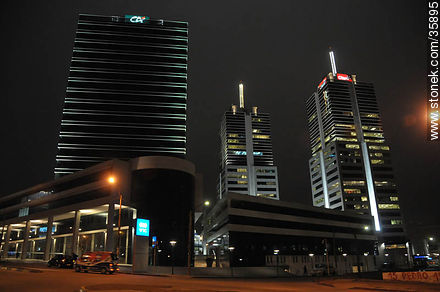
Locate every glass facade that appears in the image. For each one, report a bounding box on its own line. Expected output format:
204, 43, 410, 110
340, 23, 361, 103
306, 72, 406, 243
55, 14, 188, 176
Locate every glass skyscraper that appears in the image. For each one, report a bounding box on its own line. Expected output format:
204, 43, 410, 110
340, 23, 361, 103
306, 52, 406, 245
55, 14, 188, 176
218, 82, 280, 200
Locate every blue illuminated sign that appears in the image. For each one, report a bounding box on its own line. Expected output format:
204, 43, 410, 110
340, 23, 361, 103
39, 226, 55, 233
152, 236, 157, 247
136, 219, 150, 237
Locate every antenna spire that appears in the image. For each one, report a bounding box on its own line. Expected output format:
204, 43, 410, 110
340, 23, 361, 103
239, 81, 244, 108
329, 48, 337, 75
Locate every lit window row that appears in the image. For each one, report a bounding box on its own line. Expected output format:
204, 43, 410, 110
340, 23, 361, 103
227, 174, 247, 179
335, 124, 355, 129
378, 204, 400, 209
365, 139, 385, 143
369, 145, 390, 151
253, 134, 270, 139
345, 144, 360, 149
337, 137, 358, 142
256, 193, 276, 198
228, 134, 240, 138
252, 129, 261, 133
344, 188, 362, 194
228, 145, 245, 150
228, 139, 240, 143
362, 126, 383, 131
312, 144, 322, 153
228, 168, 247, 173
371, 159, 384, 165
391, 220, 403, 225
389, 196, 399, 201
353, 204, 369, 210
328, 182, 339, 191
361, 113, 380, 118
374, 181, 396, 187
315, 197, 324, 204
364, 132, 384, 138
370, 153, 383, 157
343, 180, 365, 186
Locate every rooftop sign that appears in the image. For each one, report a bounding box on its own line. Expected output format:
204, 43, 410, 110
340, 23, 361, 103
125, 15, 150, 24
336, 73, 352, 82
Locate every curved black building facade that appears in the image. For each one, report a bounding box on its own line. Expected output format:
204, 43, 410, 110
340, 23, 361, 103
130, 156, 195, 267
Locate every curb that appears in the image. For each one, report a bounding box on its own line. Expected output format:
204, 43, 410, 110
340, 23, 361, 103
0, 266, 43, 273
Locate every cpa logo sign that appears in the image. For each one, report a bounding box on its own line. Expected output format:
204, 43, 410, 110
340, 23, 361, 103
130, 16, 146, 23
125, 15, 150, 24
136, 219, 150, 236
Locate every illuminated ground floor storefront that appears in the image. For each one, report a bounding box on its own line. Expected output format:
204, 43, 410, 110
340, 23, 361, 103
0, 156, 196, 270
1, 204, 135, 264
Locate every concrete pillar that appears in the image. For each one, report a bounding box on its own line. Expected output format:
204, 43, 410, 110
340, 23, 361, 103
21, 221, 31, 259
106, 204, 115, 252
71, 211, 81, 256
91, 233, 95, 252
44, 216, 54, 261
1, 225, 12, 259
63, 238, 66, 254
133, 235, 149, 273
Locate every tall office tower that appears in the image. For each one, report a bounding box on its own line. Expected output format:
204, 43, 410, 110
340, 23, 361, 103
306, 51, 406, 244
55, 14, 188, 176
218, 82, 280, 200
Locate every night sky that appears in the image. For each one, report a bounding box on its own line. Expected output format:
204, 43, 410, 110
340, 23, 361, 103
1, 1, 438, 238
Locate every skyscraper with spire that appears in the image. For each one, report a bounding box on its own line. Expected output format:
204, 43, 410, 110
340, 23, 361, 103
218, 82, 279, 200
306, 50, 406, 245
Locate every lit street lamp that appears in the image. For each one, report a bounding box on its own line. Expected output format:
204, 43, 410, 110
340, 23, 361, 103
108, 176, 122, 259
187, 200, 210, 275
274, 249, 279, 277
228, 246, 235, 277
170, 240, 177, 275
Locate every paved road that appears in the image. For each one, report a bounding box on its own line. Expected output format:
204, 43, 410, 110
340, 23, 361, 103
1, 267, 440, 292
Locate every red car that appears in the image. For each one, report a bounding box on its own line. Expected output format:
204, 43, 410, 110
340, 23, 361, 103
75, 251, 119, 274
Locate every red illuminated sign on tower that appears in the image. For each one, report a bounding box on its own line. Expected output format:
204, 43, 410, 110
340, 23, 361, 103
336, 73, 352, 82
318, 77, 327, 89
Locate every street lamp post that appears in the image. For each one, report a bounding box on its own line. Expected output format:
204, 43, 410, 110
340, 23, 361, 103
108, 176, 122, 258
274, 249, 280, 277
188, 200, 210, 274
228, 246, 235, 277
170, 240, 177, 275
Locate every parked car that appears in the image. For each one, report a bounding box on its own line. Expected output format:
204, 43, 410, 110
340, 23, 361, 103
75, 251, 119, 274
48, 254, 77, 268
